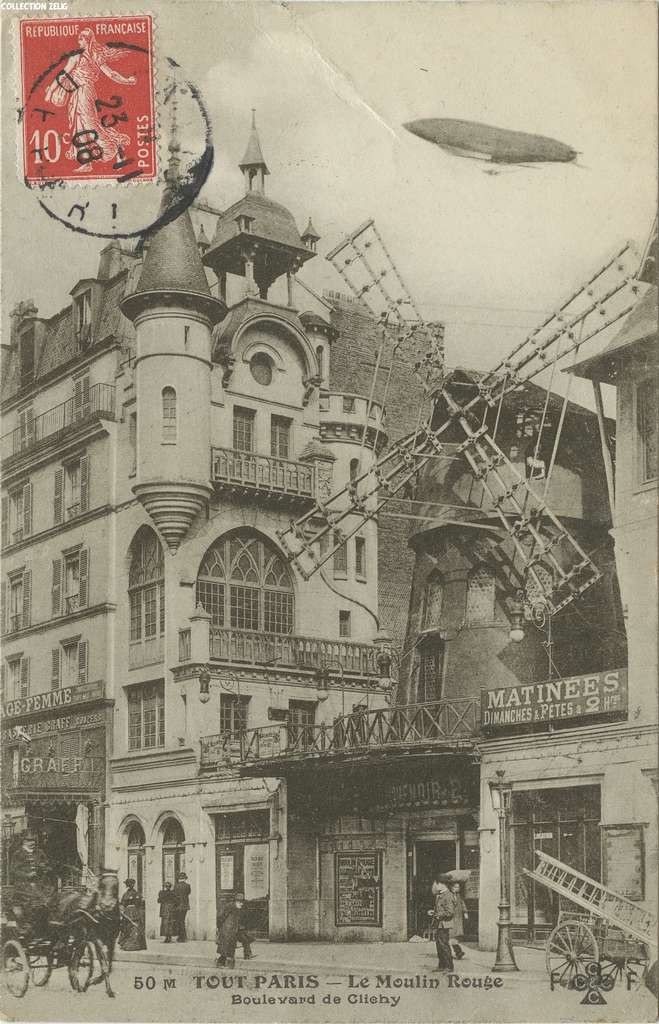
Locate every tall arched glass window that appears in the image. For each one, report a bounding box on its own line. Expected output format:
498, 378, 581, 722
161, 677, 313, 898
162, 387, 177, 443
423, 572, 443, 630
196, 530, 294, 635
466, 564, 495, 624
161, 818, 185, 885
128, 527, 165, 647
127, 822, 146, 894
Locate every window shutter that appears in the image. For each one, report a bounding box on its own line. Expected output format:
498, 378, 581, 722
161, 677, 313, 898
1, 580, 6, 633
22, 569, 31, 628
23, 483, 32, 537
79, 548, 89, 607
1, 497, 8, 547
52, 558, 62, 616
51, 648, 61, 690
78, 640, 88, 687
80, 455, 90, 513
54, 468, 64, 525
73, 378, 82, 419
20, 656, 30, 697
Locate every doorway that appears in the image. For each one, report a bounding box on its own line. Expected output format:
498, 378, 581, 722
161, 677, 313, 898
409, 839, 457, 937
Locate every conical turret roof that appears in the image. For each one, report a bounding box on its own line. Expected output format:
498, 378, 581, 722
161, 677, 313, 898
239, 111, 269, 174
136, 204, 210, 295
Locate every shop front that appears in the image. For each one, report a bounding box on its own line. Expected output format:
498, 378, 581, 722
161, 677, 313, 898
284, 755, 480, 942
1, 681, 109, 886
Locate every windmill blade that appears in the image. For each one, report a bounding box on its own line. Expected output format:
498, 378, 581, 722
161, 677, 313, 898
280, 237, 641, 617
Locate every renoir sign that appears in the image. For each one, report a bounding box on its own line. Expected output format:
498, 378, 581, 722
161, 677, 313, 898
481, 668, 627, 729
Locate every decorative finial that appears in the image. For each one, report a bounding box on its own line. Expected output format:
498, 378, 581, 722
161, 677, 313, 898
166, 82, 181, 183
251, 108, 256, 130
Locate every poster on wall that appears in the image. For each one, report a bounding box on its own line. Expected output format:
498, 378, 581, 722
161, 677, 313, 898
163, 852, 175, 886
602, 825, 645, 900
335, 853, 383, 926
219, 855, 235, 891
244, 844, 269, 900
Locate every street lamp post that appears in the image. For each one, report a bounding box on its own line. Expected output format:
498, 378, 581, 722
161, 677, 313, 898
488, 769, 519, 972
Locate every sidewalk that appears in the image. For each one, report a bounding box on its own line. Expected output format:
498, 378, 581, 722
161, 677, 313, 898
115, 938, 548, 982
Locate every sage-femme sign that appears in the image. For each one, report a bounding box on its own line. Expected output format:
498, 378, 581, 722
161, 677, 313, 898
481, 668, 628, 729
4, 684, 92, 719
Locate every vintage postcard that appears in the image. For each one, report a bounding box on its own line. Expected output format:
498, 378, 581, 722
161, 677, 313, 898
0, 1, 657, 1022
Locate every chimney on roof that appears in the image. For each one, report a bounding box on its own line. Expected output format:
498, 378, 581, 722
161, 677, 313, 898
98, 240, 124, 280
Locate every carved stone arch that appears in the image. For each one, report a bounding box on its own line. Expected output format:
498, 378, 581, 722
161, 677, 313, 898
225, 313, 318, 380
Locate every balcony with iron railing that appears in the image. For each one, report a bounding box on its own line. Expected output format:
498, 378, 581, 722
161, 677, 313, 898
210, 447, 315, 505
198, 697, 481, 771
1, 383, 116, 464
209, 626, 379, 678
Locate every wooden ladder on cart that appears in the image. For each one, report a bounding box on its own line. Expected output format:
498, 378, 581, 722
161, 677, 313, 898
524, 850, 657, 950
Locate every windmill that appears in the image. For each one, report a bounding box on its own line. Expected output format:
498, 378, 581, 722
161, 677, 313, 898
278, 219, 642, 619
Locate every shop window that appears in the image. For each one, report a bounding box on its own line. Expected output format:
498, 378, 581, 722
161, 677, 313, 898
250, 352, 273, 387
127, 681, 165, 750
466, 565, 495, 624
271, 415, 291, 460
219, 693, 250, 740
127, 822, 146, 895
636, 377, 658, 484
128, 527, 165, 662
161, 387, 177, 444
355, 536, 366, 579
423, 572, 443, 631
233, 406, 255, 453
333, 533, 347, 577
196, 530, 294, 636
162, 818, 185, 886
339, 610, 351, 637
289, 699, 315, 747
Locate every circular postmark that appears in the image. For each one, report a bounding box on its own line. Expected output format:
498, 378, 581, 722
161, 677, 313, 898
19, 17, 214, 239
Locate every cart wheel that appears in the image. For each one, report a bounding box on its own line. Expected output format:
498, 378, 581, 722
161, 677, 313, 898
92, 940, 115, 998
3, 938, 30, 998
68, 939, 94, 993
28, 948, 53, 987
546, 920, 599, 988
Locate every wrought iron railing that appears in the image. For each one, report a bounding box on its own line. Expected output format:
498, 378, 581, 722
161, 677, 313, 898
1, 383, 116, 462
211, 446, 315, 499
238, 697, 481, 763
209, 627, 378, 676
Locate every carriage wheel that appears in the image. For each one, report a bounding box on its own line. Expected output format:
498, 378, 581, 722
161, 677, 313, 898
28, 948, 53, 987
68, 939, 94, 993
546, 920, 598, 988
92, 940, 115, 998
3, 939, 30, 998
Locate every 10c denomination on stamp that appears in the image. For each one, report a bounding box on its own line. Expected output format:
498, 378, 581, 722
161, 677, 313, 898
19, 15, 157, 184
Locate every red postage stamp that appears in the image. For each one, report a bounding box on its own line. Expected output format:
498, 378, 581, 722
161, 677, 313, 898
19, 16, 157, 184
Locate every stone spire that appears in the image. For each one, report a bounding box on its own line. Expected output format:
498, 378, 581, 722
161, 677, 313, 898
239, 109, 270, 193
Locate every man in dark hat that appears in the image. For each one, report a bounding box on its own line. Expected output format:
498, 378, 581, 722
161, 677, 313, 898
431, 873, 457, 973
173, 871, 191, 942
9, 830, 55, 934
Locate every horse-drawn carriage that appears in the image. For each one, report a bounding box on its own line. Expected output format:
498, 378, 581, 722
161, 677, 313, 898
2, 883, 117, 999
524, 851, 656, 991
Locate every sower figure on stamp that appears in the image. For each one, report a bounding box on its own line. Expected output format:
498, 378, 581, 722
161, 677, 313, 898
158, 881, 177, 943
431, 874, 457, 973
173, 872, 191, 942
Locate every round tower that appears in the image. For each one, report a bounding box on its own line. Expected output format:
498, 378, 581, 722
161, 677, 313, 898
121, 193, 226, 553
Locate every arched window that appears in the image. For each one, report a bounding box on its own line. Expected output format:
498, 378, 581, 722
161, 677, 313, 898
127, 822, 146, 895
128, 527, 165, 649
349, 458, 360, 481
162, 818, 185, 885
466, 565, 495, 624
162, 387, 177, 443
423, 572, 443, 630
316, 345, 324, 379
196, 530, 294, 635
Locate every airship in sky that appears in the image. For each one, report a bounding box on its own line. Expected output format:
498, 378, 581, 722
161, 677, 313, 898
403, 118, 578, 167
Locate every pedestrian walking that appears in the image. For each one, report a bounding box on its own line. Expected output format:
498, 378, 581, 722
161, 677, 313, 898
431, 875, 457, 972
216, 893, 246, 968
173, 871, 191, 941
158, 881, 177, 943
448, 881, 468, 960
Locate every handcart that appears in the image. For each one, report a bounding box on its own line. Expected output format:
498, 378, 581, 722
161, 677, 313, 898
524, 851, 657, 990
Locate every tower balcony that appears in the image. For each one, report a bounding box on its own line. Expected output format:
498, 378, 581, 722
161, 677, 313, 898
208, 626, 379, 678
210, 446, 316, 508
2, 384, 116, 468
235, 697, 481, 774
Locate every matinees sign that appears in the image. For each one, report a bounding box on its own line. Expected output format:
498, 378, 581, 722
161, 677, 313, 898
481, 668, 628, 729
19, 17, 157, 183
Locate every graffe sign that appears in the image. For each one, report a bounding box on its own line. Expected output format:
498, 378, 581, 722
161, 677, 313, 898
481, 668, 628, 729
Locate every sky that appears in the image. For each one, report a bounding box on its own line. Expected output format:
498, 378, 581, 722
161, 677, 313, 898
2, 1, 657, 410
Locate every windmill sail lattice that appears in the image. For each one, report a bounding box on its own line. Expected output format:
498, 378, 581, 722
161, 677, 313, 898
279, 231, 641, 615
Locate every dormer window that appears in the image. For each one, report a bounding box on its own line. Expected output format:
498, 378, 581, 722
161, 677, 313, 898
75, 290, 92, 346
19, 327, 35, 386
236, 214, 254, 234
